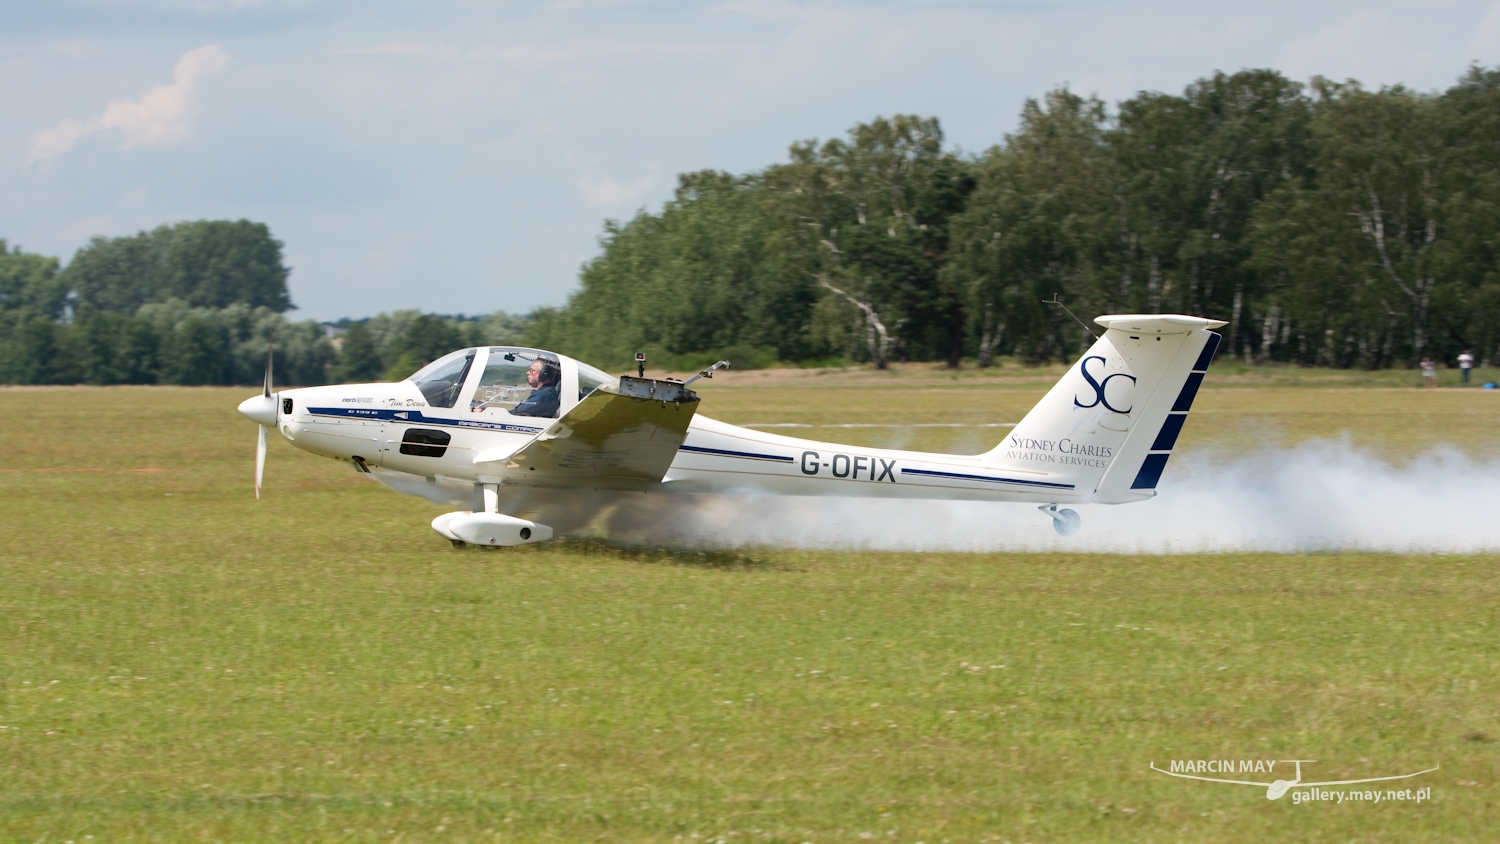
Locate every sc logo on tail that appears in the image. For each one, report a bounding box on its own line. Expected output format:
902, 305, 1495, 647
1073, 355, 1135, 414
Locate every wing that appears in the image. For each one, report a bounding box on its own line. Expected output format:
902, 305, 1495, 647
474, 378, 699, 491
1148, 763, 1269, 787
1300, 765, 1439, 787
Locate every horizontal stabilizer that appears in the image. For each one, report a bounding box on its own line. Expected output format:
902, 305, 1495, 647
1094, 314, 1227, 333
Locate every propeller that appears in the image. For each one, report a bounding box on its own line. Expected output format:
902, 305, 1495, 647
256, 420, 268, 499
237, 347, 277, 499
256, 347, 272, 499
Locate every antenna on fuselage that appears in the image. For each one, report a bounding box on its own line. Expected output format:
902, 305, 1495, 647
1043, 293, 1099, 340
683, 360, 731, 387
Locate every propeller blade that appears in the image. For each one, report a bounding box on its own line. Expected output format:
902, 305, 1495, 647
255, 423, 267, 500
262, 345, 274, 399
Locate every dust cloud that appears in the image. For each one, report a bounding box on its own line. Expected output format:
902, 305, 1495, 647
377, 439, 1500, 553
583, 440, 1500, 553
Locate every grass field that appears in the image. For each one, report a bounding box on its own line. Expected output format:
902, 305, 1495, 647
2, 372, 1497, 842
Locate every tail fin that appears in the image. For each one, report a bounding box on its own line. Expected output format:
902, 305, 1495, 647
982, 314, 1224, 503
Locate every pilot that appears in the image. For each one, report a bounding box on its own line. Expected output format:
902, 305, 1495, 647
511, 357, 561, 417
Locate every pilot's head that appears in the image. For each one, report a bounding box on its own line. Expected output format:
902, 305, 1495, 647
526, 357, 560, 388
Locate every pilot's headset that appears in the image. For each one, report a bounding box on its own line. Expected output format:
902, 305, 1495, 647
534, 357, 561, 386
503, 351, 561, 387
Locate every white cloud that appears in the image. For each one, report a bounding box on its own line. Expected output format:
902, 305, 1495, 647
29, 44, 228, 162
576, 172, 657, 209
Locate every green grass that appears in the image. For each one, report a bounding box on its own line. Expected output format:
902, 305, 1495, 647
1, 385, 1496, 841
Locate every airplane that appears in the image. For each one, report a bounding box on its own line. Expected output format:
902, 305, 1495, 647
1149, 759, 1440, 800
237, 313, 1225, 547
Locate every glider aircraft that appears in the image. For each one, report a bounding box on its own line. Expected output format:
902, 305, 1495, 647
238, 314, 1224, 546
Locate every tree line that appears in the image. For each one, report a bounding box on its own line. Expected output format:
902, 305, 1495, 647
0, 223, 525, 386
5, 65, 1499, 386
532, 66, 1500, 370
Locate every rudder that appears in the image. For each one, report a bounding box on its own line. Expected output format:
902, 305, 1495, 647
982, 314, 1225, 503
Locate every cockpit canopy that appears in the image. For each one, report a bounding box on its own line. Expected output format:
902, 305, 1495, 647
406, 346, 618, 419
408, 348, 476, 409
472, 348, 562, 417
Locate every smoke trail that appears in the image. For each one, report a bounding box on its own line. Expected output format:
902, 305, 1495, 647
587, 439, 1500, 553
374, 439, 1500, 553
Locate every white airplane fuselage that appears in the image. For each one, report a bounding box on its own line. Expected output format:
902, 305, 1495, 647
271, 379, 1087, 505
241, 314, 1226, 544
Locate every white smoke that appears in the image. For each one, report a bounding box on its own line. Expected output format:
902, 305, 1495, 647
568, 439, 1500, 554
377, 438, 1500, 553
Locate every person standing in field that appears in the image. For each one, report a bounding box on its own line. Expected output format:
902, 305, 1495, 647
1458, 349, 1475, 386
1421, 357, 1438, 388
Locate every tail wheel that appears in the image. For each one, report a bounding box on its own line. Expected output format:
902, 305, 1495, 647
1052, 508, 1082, 536
1039, 504, 1082, 536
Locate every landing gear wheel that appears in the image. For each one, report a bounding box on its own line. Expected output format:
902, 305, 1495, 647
1039, 504, 1082, 536
450, 539, 467, 549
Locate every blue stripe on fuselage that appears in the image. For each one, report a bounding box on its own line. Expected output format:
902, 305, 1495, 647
677, 444, 795, 463
901, 467, 1075, 490
306, 406, 545, 434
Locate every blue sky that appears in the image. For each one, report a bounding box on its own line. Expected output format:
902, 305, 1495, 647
4, 0, 1499, 320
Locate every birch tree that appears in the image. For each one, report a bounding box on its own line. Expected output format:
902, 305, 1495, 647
944, 88, 1111, 363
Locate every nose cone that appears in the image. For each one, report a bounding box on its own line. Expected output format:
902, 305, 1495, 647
238, 393, 278, 427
